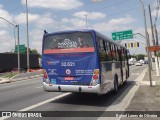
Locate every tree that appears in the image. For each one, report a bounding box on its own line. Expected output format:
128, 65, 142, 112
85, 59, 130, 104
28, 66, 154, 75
137, 54, 145, 60
31, 49, 38, 54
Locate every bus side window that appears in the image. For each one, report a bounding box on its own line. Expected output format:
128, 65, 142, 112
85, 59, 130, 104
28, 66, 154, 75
117, 46, 122, 61
98, 38, 107, 62
113, 45, 118, 61
110, 44, 115, 61
105, 41, 111, 61
107, 42, 113, 61
121, 48, 126, 61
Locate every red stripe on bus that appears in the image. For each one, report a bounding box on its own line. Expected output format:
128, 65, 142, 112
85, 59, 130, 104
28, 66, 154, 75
44, 47, 95, 54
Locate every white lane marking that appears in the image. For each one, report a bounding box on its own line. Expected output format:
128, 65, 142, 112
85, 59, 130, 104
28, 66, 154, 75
131, 73, 140, 76
1, 85, 16, 89
98, 68, 148, 120
36, 86, 43, 88
15, 91, 24, 94
0, 92, 71, 120
12, 77, 42, 83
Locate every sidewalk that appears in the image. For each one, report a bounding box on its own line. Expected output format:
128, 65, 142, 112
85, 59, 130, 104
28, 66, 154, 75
121, 63, 160, 120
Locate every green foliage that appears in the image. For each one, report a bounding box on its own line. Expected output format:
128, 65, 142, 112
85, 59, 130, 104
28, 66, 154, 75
99, 52, 107, 61
3, 72, 18, 78
31, 49, 38, 54
137, 54, 145, 60
131, 54, 145, 61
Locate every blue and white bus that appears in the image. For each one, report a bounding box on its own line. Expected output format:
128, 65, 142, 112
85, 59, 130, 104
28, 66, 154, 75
42, 29, 129, 94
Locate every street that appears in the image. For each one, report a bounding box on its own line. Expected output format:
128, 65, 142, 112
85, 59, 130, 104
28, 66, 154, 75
0, 65, 147, 120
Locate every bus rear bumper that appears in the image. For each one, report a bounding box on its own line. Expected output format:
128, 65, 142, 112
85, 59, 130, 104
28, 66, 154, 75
43, 82, 101, 94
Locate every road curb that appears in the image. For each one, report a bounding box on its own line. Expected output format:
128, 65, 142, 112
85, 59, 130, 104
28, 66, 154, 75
11, 74, 43, 82
0, 74, 43, 84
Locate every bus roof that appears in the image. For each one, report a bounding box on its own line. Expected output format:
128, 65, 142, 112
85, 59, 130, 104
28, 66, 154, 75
43, 29, 127, 50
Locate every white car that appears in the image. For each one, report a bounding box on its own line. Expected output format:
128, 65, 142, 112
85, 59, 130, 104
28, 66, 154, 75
135, 61, 142, 66
129, 61, 134, 65
139, 59, 145, 64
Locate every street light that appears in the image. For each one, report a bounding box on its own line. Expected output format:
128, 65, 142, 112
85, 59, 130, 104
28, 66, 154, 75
0, 17, 20, 73
84, 14, 88, 29
26, 0, 30, 72
139, 0, 152, 86
133, 33, 146, 38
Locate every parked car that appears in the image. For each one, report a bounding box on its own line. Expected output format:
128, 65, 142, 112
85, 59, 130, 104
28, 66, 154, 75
139, 59, 145, 64
144, 60, 148, 64
129, 61, 134, 65
135, 61, 142, 66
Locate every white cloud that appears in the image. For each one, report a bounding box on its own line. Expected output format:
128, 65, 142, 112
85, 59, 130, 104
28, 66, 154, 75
108, 15, 135, 25
62, 17, 86, 28
151, 10, 160, 17
0, 5, 14, 28
91, 0, 104, 2
0, 30, 15, 53
29, 29, 43, 53
92, 15, 136, 34
21, 0, 83, 10
73, 11, 106, 20
35, 14, 55, 29
0, 6, 12, 21
14, 13, 40, 24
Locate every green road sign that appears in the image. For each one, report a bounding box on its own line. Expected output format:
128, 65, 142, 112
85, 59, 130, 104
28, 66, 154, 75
112, 30, 133, 40
15, 44, 26, 53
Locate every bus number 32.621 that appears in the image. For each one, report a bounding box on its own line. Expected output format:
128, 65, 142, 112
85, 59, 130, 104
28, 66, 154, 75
61, 62, 75, 67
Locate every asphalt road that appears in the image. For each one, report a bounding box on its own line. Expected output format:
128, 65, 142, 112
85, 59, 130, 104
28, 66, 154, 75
0, 64, 148, 120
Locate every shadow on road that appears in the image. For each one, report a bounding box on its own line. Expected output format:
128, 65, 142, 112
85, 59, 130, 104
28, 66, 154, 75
51, 80, 136, 107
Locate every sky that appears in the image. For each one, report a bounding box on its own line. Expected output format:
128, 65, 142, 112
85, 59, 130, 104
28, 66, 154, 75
0, 0, 159, 55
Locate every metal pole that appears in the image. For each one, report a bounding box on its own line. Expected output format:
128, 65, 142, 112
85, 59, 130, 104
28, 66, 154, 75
149, 5, 159, 75
155, 25, 159, 45
149, 5, 155, 46
16, 25, 20, 73
140, 0, 152, 86
26, 0, 30, 72
85, 14, 88, 29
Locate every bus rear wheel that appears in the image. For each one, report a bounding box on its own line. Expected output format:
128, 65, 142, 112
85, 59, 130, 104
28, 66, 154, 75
113, 75, 118, 94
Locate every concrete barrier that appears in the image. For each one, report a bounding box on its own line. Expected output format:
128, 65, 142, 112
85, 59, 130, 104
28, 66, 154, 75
0, 78, 11, 84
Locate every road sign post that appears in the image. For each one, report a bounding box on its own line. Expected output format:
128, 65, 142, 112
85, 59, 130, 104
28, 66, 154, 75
112, 30, 133, 40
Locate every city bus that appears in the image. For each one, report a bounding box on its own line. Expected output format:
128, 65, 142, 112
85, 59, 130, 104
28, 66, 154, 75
42, 29, 129, 95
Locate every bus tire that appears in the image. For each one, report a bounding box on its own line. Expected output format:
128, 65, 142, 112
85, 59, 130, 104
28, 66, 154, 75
123, 70, 128, 85
113, 75, 118, 94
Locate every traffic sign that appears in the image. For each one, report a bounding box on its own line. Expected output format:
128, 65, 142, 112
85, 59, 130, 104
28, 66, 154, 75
147, 46, 160, 52
112, 30, 133, 40
15, 45, 26, 53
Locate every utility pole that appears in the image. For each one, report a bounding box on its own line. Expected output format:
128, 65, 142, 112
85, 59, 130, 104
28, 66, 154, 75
16, 25, 20, 73
149, 5, 155, 46
26, 0, 30, 72
149, 5, 159, 76
140, 0, 152, 86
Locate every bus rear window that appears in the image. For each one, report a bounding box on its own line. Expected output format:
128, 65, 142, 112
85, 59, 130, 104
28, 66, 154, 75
43, 32, 94, 54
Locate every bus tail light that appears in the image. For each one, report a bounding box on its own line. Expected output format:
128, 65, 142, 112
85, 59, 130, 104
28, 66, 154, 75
42, 70, 50, 84
94, 70, 99, 75
93, 75, 98, 80
90, 69, 99, 86
43, 74, 48, 79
